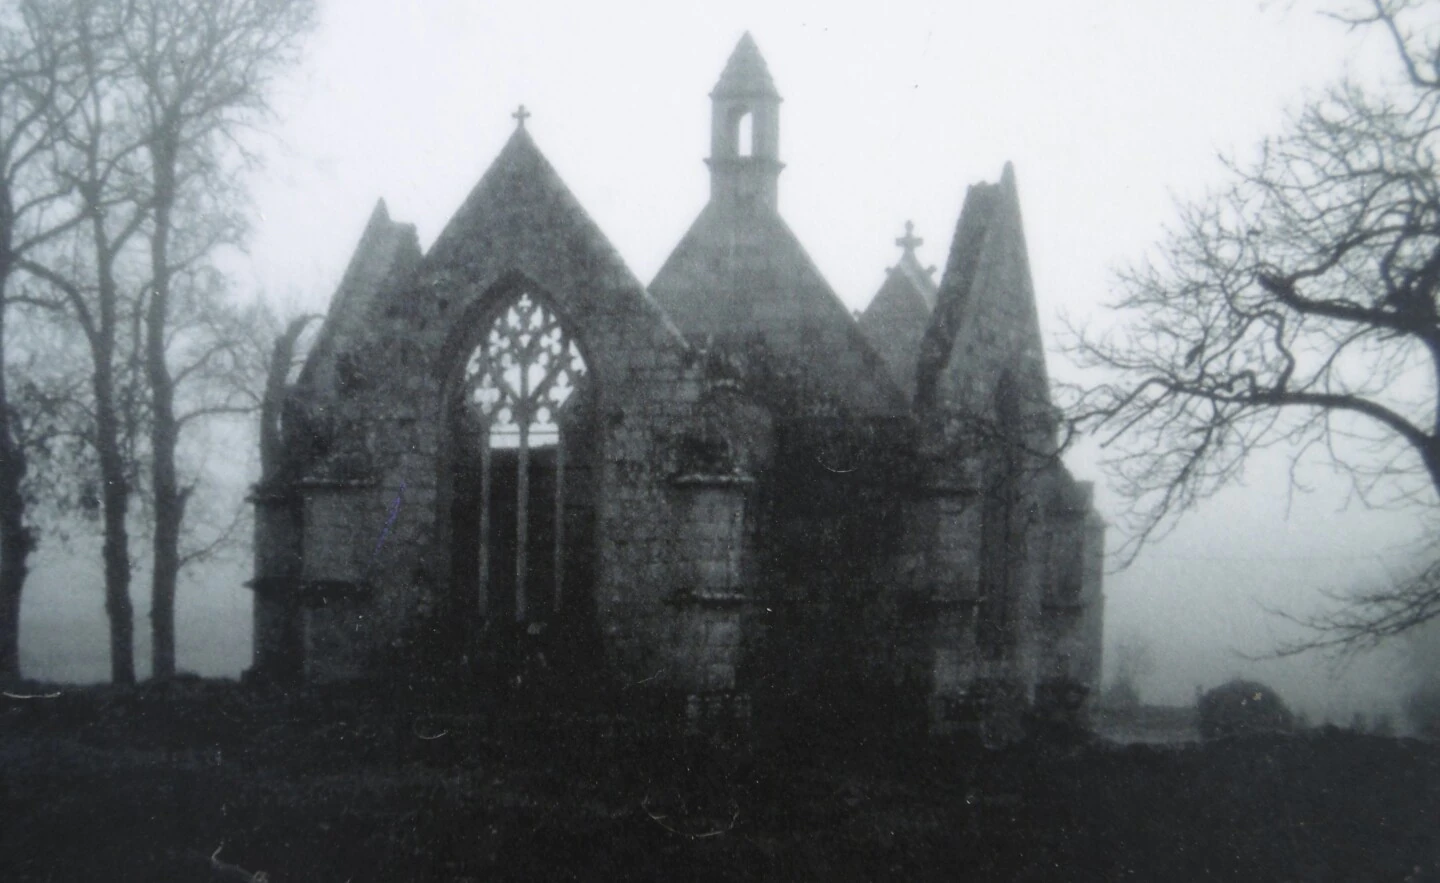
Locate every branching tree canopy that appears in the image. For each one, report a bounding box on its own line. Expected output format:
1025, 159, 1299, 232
0, 0, 103, 682
1065, 0, 1440, 648
120, 0, 316, 679
0, 0, 313, 683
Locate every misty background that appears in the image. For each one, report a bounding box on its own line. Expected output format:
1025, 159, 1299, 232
16, 0, 1429, 724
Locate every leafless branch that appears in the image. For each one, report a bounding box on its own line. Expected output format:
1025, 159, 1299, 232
1060, 2, 1440, 645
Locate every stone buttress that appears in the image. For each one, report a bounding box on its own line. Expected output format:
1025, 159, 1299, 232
250, 33, 1106, 742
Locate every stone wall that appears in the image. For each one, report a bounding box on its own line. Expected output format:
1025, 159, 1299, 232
270, 128, 781, 709
253, 95, 1108, 742
906, 164, 1081, 736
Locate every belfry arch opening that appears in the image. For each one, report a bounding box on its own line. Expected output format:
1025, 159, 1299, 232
448, 289, 600, 684
735, 110, 754, 157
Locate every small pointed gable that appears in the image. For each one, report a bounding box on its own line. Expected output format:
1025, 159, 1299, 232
713, 32, 778, 98
651, 202, 904, 416
299, 197, 422, 394
858, 222, 939, 401
421, 126, 686, 359
915, 164, 1052, 427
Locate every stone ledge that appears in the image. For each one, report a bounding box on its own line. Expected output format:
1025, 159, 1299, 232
295, 476, 380, 490
664, 588, 751, 609
245, 577, 373, 607
670, 472, 756, 488
249, 489, 299, 505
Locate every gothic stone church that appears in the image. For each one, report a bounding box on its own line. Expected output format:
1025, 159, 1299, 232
250, 35, 1105, 736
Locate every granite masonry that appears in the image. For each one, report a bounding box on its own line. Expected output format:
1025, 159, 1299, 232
249, 34, 1105, 740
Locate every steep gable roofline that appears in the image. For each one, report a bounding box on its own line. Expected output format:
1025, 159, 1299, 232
892, 258, 939, 311
913, 180, 1000, 409
333, 198, 421, 318
768, 211, 907, 411
298, 197, 422, 392
861, 221, 940, 329
424, 125, 688, 346
858, 240, 938, 401
887, 220, 939, 310
915, 163, 1051, 413
650, 201, 905, 416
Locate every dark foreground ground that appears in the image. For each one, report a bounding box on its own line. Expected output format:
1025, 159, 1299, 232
2, 682, 1437, 882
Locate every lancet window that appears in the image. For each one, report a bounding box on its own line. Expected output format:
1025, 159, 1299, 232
462, 293, 587, 623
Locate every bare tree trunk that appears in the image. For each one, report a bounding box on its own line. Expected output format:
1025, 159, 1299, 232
146, 140, 179, 680
91, 222, 135, 685
94, 352, 134, 685
0, 256, 34, 683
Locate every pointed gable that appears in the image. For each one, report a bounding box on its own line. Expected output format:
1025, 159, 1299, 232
651, 202, 903, 416
916, 164, 1052, 429
651, 34, 902, 417
417, 126, 688, 370
859, 222, 939, 401
428, 127, 629, 276
299, 198, 422, 395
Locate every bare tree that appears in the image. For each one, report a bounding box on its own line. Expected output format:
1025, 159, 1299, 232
0, 0, 150, 683
118, 0, 314, 678
1, 308, 95, 679
19, 0, 155, 685
1, 0, 311, 683
0, 1, 82, 682
1065, 0, 1440, 648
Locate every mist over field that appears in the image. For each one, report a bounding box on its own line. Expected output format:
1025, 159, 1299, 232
11, 0, 1437, 730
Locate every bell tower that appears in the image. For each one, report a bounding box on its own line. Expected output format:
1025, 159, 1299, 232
707, 33, 784, 212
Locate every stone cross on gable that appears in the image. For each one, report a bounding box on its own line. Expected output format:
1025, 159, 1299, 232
512, 104, 531, 128
896, 221, 923, 256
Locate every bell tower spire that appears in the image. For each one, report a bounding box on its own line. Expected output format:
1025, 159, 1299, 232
707, 33, 784, 212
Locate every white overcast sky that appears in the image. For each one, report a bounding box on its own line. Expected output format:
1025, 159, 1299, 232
240, 0, 1431, 713
28, 0, 1438, 714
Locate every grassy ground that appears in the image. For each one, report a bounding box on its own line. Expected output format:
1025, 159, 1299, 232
2, 680, 1438, 882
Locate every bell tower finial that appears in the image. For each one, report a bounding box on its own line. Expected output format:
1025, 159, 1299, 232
706, 33, 784, 212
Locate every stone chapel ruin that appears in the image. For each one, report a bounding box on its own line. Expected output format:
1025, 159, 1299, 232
249, 34, 1105, 737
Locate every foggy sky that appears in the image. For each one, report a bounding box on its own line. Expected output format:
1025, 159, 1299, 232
21, 0, 1432, 721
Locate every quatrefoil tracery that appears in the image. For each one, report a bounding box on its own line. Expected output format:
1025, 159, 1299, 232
463, 294, 586, 446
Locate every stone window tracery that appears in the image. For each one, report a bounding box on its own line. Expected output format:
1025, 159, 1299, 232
461, 293, 588, 624
465, 293, 586, 448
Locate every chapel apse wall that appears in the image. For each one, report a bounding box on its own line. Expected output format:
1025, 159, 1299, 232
251, 33, 1106, 741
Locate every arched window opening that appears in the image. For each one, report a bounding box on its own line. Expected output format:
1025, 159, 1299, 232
461, 293, 588, 627
465, 294, 585, 449
736, 110, 754, 157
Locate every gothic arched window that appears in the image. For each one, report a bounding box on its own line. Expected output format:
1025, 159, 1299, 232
461, 293, 588, 624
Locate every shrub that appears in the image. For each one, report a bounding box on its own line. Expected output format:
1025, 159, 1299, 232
1404, 683, 1440, 739
1197, 679, 1294, 740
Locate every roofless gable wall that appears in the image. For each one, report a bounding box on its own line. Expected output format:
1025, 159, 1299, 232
251, 35, 1104, 743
